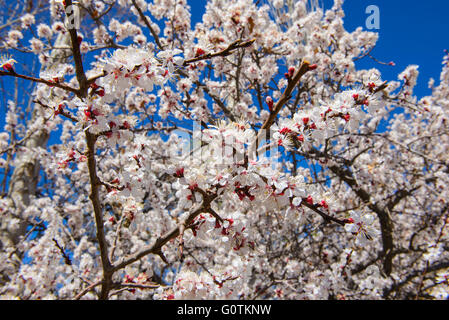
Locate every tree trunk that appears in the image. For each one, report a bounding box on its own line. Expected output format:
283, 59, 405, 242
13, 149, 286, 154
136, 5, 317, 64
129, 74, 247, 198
0, 32, 71, 285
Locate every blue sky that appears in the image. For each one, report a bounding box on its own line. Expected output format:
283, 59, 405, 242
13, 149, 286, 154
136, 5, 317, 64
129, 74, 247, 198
337, 0, 449, 98
187, 0, 449, 98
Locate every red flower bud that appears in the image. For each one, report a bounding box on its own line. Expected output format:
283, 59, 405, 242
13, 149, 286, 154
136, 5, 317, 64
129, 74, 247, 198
68, 149, 76, 159
266, 96, 274, 111
306, 195, 314, 205
2, 63, 13, 72
84, 110, 92, 120
55, 104, 64, 116
195, 48, 206, 57
288, 66, 295, 76
122, 121, 130, 129
175, 168, 184, 178
188, 183, 198, 190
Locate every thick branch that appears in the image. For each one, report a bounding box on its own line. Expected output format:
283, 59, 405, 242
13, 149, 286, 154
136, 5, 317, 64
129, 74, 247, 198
85, 132, 113, 299
260, 60, 311, 131
250, 60, 311, 156
383, 260, 449, 298
65, 0, 88, 97
318, 151, 395, 275
74, 280, 102, 300
112, 193, 217, 272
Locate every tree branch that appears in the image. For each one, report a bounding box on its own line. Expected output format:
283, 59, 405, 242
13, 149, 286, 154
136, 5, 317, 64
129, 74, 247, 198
0, 70, 80, 96
183, 39, 255, 67
112, 192, 217, 272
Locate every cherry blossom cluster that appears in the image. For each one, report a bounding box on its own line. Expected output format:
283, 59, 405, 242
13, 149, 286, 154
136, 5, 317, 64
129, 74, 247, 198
0, 0, 447, 301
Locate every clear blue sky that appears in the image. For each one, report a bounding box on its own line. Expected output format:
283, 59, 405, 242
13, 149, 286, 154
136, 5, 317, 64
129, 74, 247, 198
187, 0, 449, 98
337, 0, 449, 98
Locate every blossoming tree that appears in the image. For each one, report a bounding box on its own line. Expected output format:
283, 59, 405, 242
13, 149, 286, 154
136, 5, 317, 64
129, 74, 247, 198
0, 0, 448, 300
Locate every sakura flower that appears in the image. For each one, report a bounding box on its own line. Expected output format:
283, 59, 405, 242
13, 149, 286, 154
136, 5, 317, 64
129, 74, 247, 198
157, 49, 184, 74
37, 24, 53, 38
173, 270, 216, 300
29, 38, 44, 54
7, 30, 23, 43
108, 47, 151, 72
345, 211, 378, 246
20, 14, 35, 28
175, 186, 195, 209
117, 171, 145, 201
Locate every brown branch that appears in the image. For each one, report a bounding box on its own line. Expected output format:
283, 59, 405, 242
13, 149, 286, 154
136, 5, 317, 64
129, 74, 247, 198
130, 0, 164, 50
74, 280, 103, 300
383, 260, 449, 298
52, 238, 72, 266
114, 282, 160, 290
109, 213, 125, 263
250, 60, 312, 156
0, 70, 80, 96
183, 39, 256, 67
300, 200, 346, 226
260, 60, 311, 131
65, 0, 88, 97
198, 82, 236, 121
112, 192, 217, 272
59, 0, 113, 299
86, 70, 107, 86
33, 99, 79, 123
304, 146, 396, 275
85, 131, 113, 299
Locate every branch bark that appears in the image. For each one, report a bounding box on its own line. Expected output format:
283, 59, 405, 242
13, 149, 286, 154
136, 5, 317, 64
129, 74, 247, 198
112, 192, 217, 272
